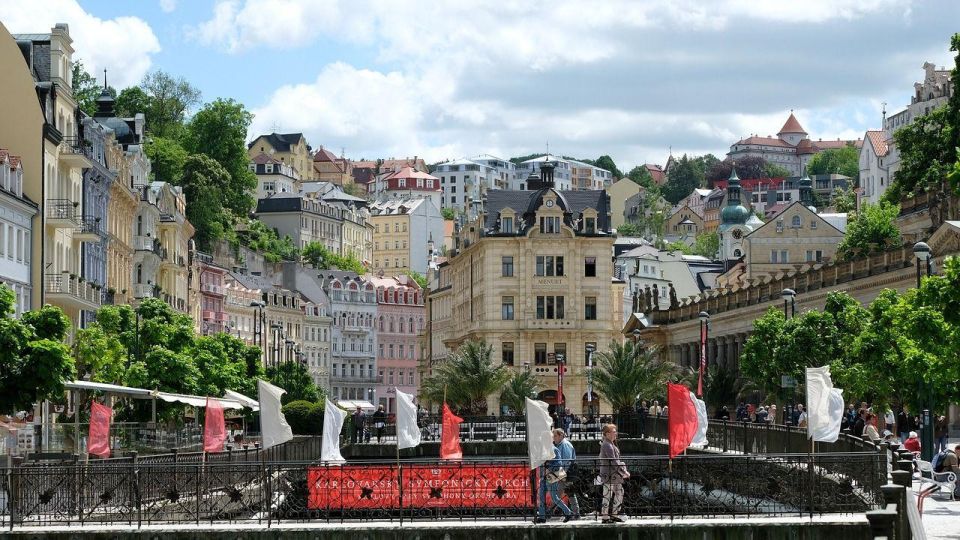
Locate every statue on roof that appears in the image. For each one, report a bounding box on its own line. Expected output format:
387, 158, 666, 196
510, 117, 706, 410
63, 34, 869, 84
651, 284, 660, 311
669, 282, 679, 309
644, 285, 652, 312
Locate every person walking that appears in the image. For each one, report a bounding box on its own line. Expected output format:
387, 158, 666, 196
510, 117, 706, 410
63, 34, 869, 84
896, 407, 911, 442
351, 406, 366, 444
535, 429, 575, 523
884, 409, 896, 433
554, 428, 580, 519
599, 423, 629, 524
935, 415, 949, 454
372, 405, 387, 443
768, 404, 778, 425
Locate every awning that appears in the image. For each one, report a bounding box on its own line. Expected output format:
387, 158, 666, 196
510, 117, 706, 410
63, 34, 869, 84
224, 390, 259, 411
64, 381, 155, 399
154, 392, 246, 410
336, 399, 376, 411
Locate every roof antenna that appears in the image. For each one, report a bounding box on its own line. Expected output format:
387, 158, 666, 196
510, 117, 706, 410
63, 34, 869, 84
103, 68, 107, 89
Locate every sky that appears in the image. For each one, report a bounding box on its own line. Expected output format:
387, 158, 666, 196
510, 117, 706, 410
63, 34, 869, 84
1, 0, 958, 171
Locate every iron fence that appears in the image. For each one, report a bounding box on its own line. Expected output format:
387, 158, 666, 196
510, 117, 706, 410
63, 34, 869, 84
0, 452, 885, 529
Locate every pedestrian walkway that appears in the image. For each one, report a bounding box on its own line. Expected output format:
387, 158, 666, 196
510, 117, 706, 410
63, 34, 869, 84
916, 437, 960, 540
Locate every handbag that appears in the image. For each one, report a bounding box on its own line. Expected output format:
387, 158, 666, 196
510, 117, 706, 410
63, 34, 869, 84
546, 469, 567, 484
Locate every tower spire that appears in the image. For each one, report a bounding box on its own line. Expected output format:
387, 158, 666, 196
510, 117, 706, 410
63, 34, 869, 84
103, 68, 107, 89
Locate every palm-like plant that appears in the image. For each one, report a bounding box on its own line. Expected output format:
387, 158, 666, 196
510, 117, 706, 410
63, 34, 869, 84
592, 340, 675, 413
419, 340, 510, 414
499, 370, 539, 415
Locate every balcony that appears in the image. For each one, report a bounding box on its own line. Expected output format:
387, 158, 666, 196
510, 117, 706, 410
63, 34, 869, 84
133, 283, 155, 299
163, 293, 187, 313
195, 251, 214, 264
58, 136, 93, 169
342, 325, 371, 335
201, 282, 224, 296
202, 309, 216, 321
133, 235, 165, 259
44, 274, 101, 311
216, 312, 229, 323
46, 199, 78, 229
74, 217, 104, 243
330, 375, 382, 385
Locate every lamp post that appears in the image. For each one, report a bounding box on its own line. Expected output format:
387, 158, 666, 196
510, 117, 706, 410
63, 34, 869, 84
556, 353, 566, 427
250, 300, 266, 364
698, 311, 710, 398
269, 323, 282, 369
632, 328, 641, 343
781, 288, 796, 318
585, 344, 596, 417
913, 241, 934, 461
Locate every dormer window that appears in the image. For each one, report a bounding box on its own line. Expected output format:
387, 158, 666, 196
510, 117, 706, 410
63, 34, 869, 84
502, 217, 513, 234
585, 217, 596, 234
540, 216, 561, 233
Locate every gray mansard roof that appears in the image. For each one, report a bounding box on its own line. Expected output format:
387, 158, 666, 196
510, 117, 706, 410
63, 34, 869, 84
483, 188, 611, 235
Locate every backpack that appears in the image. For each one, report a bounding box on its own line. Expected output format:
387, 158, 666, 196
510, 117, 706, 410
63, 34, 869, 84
932, 450, 949, 473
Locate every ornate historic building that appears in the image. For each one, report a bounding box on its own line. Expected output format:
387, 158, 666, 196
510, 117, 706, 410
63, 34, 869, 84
427, 164, 624, 414
370, 274, 424, 414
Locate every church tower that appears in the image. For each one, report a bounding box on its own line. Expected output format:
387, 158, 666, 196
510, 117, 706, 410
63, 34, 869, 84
718, 166, 752, 270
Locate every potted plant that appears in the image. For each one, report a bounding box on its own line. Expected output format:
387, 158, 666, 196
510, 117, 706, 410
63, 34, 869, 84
69, 273, 77, 281
107, 287, 116, 295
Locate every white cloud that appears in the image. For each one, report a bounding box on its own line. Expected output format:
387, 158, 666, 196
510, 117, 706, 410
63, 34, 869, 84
220, 0, 954, 169
159, 0, 177, 13
0, 0, 160, 87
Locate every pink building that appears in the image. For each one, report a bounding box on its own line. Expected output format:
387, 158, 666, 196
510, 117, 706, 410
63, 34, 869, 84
197, 252, 228, 335
371, 274, 425, 413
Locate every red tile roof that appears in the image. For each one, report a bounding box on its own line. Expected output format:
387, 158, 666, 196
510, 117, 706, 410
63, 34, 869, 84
0, 148, 22, 169
815, 138, 863, 150
645, 163, 665, 184
865, 130, 889, 156
733, 136, 792, 148
251, 152, 281, 165
778, 113, 807, 135
312, 146, 340, 163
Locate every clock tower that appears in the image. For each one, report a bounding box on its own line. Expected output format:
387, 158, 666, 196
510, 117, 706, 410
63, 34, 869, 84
717, 166, 752, 270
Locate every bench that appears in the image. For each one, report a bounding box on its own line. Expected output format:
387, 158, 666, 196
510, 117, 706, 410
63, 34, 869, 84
917, 460, 957, 501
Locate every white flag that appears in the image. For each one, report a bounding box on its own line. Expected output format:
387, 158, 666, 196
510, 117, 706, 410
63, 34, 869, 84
396, 389, 421, 450
321, 400, 347, 463
689, 391, 709, 447
806, 366, 844, 443
525, 398, 554, 470
257, 380, 293, 449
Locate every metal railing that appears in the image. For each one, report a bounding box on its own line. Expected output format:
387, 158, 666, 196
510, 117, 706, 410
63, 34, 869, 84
0, 452, 884, 529
46, 199, 78, 222
75, 217, 103, 238
43, 274, 102, 307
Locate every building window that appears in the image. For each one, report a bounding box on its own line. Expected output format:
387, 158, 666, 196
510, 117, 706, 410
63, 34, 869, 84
502, 256, 514, 277
554, 343, 567, 364
539, 216, 561, 233
810, 220, 817, 230
584, 296, 597, 320
502, 217, 513, 233
535, 256, 564, 276
535, 343, 547, 365
501, 296, 514, 320
584, 257, 596, 277
502, 342, 514, 365
536, 296, 565, 319
805, 250, 823, 262
791, 215, 802, 228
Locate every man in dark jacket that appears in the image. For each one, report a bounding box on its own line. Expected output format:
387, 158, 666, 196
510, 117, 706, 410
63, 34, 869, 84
897, 407, 911, 442
852, 409, 866, 438
351, 407, 366, 444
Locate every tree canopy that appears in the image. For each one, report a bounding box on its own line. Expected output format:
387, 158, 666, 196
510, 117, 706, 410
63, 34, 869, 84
836, 202, 901, 261
592, 340, 675, 413
626, 165, 655, 188
420, 340, 510, 414
178, 154, 232, 250
806, 145, 860, 179
0, 288, 74, 413
662, 154, 709, 204
705, 156, 785, 186
301, 241, 365, 273
593, 155, 622, 178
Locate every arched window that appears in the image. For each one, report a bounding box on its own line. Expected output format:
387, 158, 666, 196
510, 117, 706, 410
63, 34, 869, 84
791, 215, 802, 228
399, 319, 405, 333
389, 318, 395, 332
379, 316, 384, 331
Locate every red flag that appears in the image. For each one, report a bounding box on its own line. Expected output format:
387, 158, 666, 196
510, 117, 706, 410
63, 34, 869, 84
87, 401, 112, 458
667, 383, 698, 459
440, 403, 463, 460
203, 397, 227, 453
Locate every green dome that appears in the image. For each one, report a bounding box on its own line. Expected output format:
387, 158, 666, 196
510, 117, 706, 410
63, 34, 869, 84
721, 204, 750, 225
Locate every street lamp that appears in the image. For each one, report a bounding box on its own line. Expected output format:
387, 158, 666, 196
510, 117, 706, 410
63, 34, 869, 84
585, 344, 596, 417
269, 323, 282, 368
781, 288, 796, 319
698, 311, 710, 398
632, 328, 641, 343
913, 241, 934, 461
250, 300, 266, 363
556, 353, 566, 426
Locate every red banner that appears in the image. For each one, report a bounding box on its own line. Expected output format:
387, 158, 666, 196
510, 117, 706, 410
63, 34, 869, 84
440, 404, 463, 460
667, 383, 697, 459
307, 464, 532, 510
203, 397, 226, 453
87, 401, 112, 458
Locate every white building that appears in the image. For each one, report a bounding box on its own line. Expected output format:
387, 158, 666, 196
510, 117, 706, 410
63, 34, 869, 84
515, 155, 612, 192
249, 152, 300, 202
0, 150, 37, 315
433, 157, 511, 214
318, 271, 378, 405
860, 62, 954, 205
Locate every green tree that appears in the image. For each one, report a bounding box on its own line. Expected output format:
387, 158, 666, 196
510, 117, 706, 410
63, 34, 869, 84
179, 154, 231, 250
594, 155, 622, 179
691, 230, 719, 258
885, 107, 952, 202
140, 70, 201, 137
241, 220, 299, 263
145, 136, 188, 184
499, 371, 539, 415
266, 361, 322, 404
114, 86, 151, 120
441, 207, 457, 220
185, 98, 258, 215
662, 154, 706, 204
72, 61, 114, 116
836, 201, 901, 261
592, 340, 674, 414
407, 271, 428, 288
626, 165, 654, 188
73, 324, 127, 384
420, 341, 511, 414
616, 223, 642, 237
706, 156, 777, 185
300, 241, 365, 272
806, 146, 860, 179
664, 240, 693, 255
0, 290, 75, 412
830, 186, 857, 213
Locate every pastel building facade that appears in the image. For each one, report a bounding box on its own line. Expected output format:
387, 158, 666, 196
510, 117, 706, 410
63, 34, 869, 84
371, 275, 424, 413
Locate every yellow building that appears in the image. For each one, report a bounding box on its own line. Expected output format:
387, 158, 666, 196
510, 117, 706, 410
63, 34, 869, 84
340, 203, 373, 263
370, 198, 445, 275
428, 169, 624, 414
247, 132, 312, 181
312, 146, 353, 186
0, 22, 44, 310
105, 132, 138, 306
606, 178, 642, 231
153, 183, 194, 313
665, 204, 703, 244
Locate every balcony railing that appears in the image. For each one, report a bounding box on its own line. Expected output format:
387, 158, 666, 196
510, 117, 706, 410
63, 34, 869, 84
195, 251, 214, 264
330, 375, 382, 384
74, 216, 104, 242
133, 283, 155, 299
59, 136, 93, 168
201, 283, 224, 295
159, 212, 175, 222
44, 273, 102, 308
46, 199, 78, 224
202, 309, 216, 320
